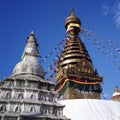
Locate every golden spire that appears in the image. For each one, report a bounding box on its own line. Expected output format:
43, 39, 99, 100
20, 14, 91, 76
70, 7, 75, 16
55, 9, 103, 100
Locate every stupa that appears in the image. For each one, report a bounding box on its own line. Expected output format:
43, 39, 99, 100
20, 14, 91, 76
111, 86, 120, 102
0, 32, 69, 120
55, 9, 103, 100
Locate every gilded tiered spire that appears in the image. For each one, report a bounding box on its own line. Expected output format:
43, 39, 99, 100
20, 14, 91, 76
55, 9, 103, 100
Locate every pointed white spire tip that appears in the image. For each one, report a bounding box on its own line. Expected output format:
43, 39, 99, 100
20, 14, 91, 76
31, 31, 34, 34
30, 31, 34, 36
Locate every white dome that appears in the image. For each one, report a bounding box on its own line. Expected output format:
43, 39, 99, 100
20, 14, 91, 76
112, 92, 120, 97
12, 58, 44, 78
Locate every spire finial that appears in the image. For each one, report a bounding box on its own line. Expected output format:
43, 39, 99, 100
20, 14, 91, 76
22, 32, 39, 60
30, 31, 34, 36
70, 7, 75, 16
114, 86, 119, 93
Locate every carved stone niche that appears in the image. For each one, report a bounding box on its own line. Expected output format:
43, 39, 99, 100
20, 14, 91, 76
38, 81, 42, 89
14, 91, 24, 99
14, 106, 21, 113
45, 92, 50, 101
41, 83, 48, 90
49, 93, 54, 102
18, 93, 24, 99
5, 81, 13, 88
54, 94, 58, 103
53, 106, 63, 117
40, 92, 46, 101
27, 81, 37, 88
48, 106, 53, 115
9, 103, 21, 113
6, 92, 11, 99
54, 109, 60, 117
29, 106, 35, 113
41, 105, 52, 115
1, 90, 11, 99
48, 84, 55, 92
0, 104, 6, 113
15, 80, 25, 88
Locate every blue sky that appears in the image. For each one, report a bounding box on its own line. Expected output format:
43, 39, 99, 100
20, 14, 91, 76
0, 0, 120, 99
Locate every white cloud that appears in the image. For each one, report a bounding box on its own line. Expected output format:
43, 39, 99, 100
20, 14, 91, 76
102, 4, 111, 16
102, 0, 120, 28
114, 2, 120, 28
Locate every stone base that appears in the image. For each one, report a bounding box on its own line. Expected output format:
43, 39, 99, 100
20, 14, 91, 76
1, 116, 69, 120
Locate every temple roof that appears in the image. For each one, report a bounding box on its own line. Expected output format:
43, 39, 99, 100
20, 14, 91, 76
12, 32, 45, 78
